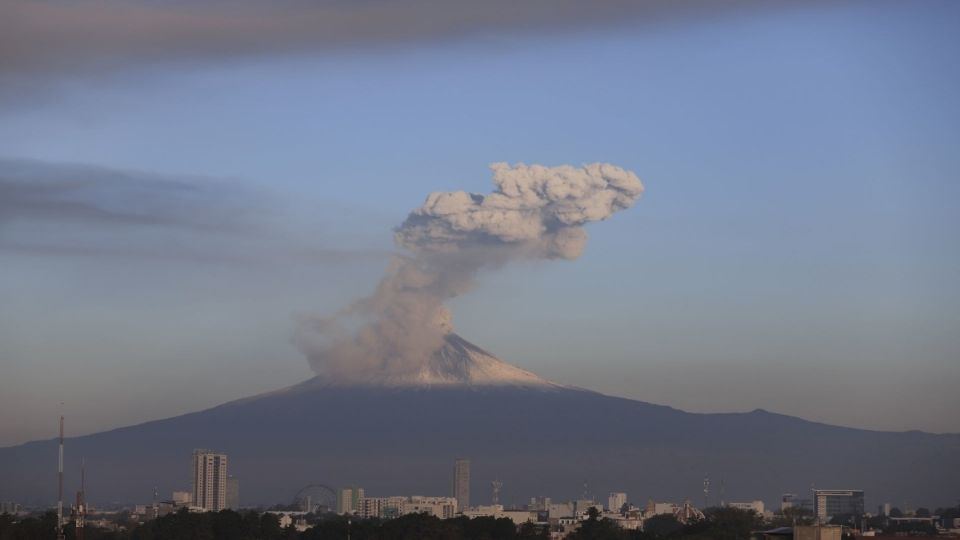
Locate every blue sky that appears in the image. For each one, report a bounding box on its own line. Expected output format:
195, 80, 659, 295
1, 1, 958, 444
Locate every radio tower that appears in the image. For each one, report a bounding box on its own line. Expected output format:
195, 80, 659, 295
491, 480, 503, 507
75, 459, 86, 540
57, 415, 64, 540
702, 474, 710, 510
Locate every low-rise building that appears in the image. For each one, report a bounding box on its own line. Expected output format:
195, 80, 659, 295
356, 495, 455, 519
462, 504, 535, 524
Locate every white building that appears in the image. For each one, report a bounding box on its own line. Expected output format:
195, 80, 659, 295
547, 502, 574, 518
402, 496, 458, 519
357, 495, 455, 519
337, 487, 365, 514
191, 449, 228, 511
172, 491, 192, 506
357, 496, 405, 519
462, 505, 536, 525
608, 493, 627, 513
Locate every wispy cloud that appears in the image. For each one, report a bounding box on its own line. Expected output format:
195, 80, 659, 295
0, 158, 247, 230
0, 158, 386, 264
1, 0, 842, 79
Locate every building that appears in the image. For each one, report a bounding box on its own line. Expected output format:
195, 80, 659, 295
226, 476, 240, 510
402, 496, 458, 519
528, 496, 551, 511
813, 490, 863, 523
453, 458, 470, 511
547, 502, 574, 518
0, 502, 20, 514
608, 492, 627, 513
645, 500, 704, 523
357, 496, 406, 519
337, 487, 365, 514
191, 449, 228, 511
172, 491, 192, 506
575, 499, 601, 514
462, 505, 535, 525
356, 495, 455, 519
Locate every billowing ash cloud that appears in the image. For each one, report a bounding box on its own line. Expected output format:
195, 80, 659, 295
297, 162, 644, 381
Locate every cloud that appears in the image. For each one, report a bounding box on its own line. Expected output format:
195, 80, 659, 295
1, 0, 843, 80
0, 158, 385, 264
0, 158, 248, 230
297, 162, 643, 381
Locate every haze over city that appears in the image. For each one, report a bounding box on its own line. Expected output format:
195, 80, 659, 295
2, 0, 959, 497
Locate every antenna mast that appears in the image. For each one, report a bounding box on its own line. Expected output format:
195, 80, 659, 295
57, 415, 64, 540
75, 458, 86, 540
703, 474, 710, 510
491, 480, 503, 507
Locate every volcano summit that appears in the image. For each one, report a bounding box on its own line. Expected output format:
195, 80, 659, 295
304, 333, 556, 388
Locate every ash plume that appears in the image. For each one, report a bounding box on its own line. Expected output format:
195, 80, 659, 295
296, 162, 644, 381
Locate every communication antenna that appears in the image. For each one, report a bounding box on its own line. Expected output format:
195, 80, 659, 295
57, 413, 65, 540
153, 486, 159, 519
703, 474, 710, 509
75, 458, 86, 540
491, 480, 502, 506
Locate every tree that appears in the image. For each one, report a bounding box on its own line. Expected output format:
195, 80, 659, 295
915, 507, 931, 517
639, 514, 683, 539
567, 507, 627, 540
518, 521, 550, 539
768, 506, 814, 528
700, 507, 763, 540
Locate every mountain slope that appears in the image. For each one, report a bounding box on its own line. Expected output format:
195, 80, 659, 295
1, 337, 958, 509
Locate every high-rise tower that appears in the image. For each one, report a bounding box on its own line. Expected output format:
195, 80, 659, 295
191, 450, 228, 511
453, 458, 470, 511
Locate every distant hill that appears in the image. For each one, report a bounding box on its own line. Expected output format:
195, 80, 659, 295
2, 335, 957, 509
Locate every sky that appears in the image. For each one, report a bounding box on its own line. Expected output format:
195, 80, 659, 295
1, 0, 958, 446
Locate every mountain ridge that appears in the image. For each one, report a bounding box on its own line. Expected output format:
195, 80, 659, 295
1, 337, 957, 508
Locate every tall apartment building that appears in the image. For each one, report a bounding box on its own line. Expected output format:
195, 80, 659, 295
813, 489, 864, 523
337, 487, 365, 514
191, 450, 228, 511
608, 492, 627, 513
453, 458, 470, 511
0, 501, 20, 514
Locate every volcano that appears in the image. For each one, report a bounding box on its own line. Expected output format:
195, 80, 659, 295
1, 334, 958, 509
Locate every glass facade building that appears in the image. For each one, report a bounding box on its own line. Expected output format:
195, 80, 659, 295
814, 489, 864, 522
